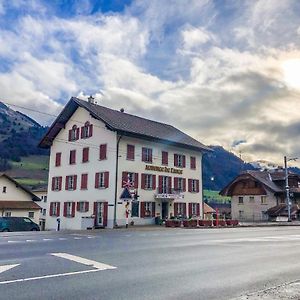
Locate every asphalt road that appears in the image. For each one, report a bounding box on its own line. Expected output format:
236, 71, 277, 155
1, 226, 300, 300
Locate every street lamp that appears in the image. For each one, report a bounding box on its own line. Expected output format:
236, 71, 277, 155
284, 156, 298, 222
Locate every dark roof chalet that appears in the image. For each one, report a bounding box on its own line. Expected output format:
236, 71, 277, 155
39, 97, 211, 152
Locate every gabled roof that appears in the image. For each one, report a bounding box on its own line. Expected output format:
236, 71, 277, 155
0, 201, 40, 210
39, 97, 211, 152
0, 173, 41, 201
266, 204, 300, 217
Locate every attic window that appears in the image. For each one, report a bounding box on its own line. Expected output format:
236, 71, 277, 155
69, 125, 79, 141
2, 186, 6, 193
81, 121, 93, 138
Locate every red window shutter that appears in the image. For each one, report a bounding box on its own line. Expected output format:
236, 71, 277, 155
65, 176, 69, 190
70, 150, 76, 164
140, 202, 145, 218
81, 174, 88, 189
183, 203, 186, 216
152, 175, 156, 190
81, 127, 84, 138
122, 172, 128, 187
104, 172, 109, 188
182, 155, 186, 168
158, 176, 163, 193
174, 177, 179, 191
188, 179, 192, 192
71, 202, 76, 218
82, 147, 89, 162
168, 177, 172, 193
93, 202, 97, 226
103, 202, 108, 227
57, 203, 60, 216
49, 203, 53, 216
99, 144, 107, 160
141, 174, 146, 189
152, 202, 156, 217
63, 202, 67, 217
127, 145, 135, 160
95, 173, 100, 188
149, 149, 153, 163
59, 177, 62, 190
73, 175, 77, 190
51, 177, 55, 191
55, 153, 61, 167
191, 157, 196, 169
174, 203, 178, 217
188, 203, 192, 218
85, 202, 89, 212
68, 130, 72, 141
196, 180, 200, 193
162, 151, 168, 165
134, 173, 139, 188
89, 124, 93, 137
174, 154, 178, 167
182, 178, 186, 192
197, 203, 200, 216
76, 202, 80, 211
142, 148, 146, 162
76, 127, 80, 140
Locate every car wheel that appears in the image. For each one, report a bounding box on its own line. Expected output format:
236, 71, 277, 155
2, 228, 9, 232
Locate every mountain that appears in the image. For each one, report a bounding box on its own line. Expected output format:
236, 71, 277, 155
202, 146, 256, 191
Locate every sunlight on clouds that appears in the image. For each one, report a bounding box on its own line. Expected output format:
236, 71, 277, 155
281, 59, 300, 90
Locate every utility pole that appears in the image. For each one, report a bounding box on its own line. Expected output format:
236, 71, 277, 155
284, 156, 291, 222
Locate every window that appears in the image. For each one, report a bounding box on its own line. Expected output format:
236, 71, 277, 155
178, 178, 185, 192
42, 209, 46, 216
82, 147, 89, 163
55, 152, 61, 167
191, 203, 198, 216
162, 151, 168, 165
131, 201, 139, 217
28, 212, 34, 218
43, 196, 47, 203
159, 176, 171, 193
77, 201, 89, 212
81, 174, 88, 190
2, 186, 6, 193
122, 172, 138, 188
238, 210, 244, 219
51, 177, 62, 191
5, 212, 11, 217
238, 197, 244, 204
50, 202, 60, 216
174, 154, 186, 168
175, 203, 186, 216
65, 175, 77, 191
261, 196, 267, 204
69, 125, 79, 141
81, 121, 93, 138
190, 156, 196, 169
145, 174, 153, 189
69, 150, 76, 164
99, 144, 107, 160
142, 147, 152, 163
188, 179, 199, 193
127, 144, 135, 160
95, 172, 109, 189
249, 196, 255, 203
145, 202, 152, 217
64, 202, 74, 217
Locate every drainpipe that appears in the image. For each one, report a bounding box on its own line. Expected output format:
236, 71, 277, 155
113, 134, 122, 228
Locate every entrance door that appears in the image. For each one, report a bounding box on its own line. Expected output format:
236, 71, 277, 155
162, 202, 168, 219
95, 202, 104, 226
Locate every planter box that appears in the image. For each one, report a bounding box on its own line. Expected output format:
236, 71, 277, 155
199, 220, 212, 227
173, 220, 181, 227
226, 220, 239, 226
189, 220, 198, 227
213, 220, 226, 226
183, 220, 190, 227
165, 220, 172, 227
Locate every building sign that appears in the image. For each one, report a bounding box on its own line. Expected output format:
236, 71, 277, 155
145, 165, 183, 175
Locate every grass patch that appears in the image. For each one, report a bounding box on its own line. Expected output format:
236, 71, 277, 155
204, 189, 231, 203
10, 155, 49, 171
15, 178, 47, 186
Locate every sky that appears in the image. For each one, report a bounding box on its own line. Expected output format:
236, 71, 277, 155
0, 0, 300, 166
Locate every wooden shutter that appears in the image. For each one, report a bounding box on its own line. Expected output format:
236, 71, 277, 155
196, 180, 200, 193
152, 202, 156, 217
55, 153, 61, 167
197, 203, 200, 216
162, 151, 168, 165
57, 202, 60, 216
149, 149, 153, 163
168, 177, 172, 193
182, 155, 186, 168
174, 154, 178, 167
183, 203, 187, 216
73, 175, 77, 190
174, 177, 179, 191
82, 147, 89, 162
142, 148, 146, 162
191, 157, 196, 169
141, 174, 146, 189
65, 176, 69, 190
81, 127, 84, 138
174, 203, 178, 217
76, 127, 80, 140
63, 202, 67, 217
188, 203, 192, 218
58, 177, 62, 190
127, 145, 135, 160
152, 175, 156, 190
68, 130, 72, 141
122, 172, 128, 187
71, 202, 76, 217
85, 202, 89, 212
89, 124, 93, 137
134, 173, 139, 188
81, 174, 88, 189
182, 178, 186, 192
104, 172, 109, 188
188, 179, 192, 192
76, 202, 80, 212
158, 176, 163, 193
103, 202, 108, 227
99, 144, 107, 160
140, 202, 145, 218
95, 173, 100, 188
70, 150, 76, 164
51, 177, 55, 191
49, 203, 53, 216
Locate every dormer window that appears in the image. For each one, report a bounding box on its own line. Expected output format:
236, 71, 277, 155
68, 125, 79, 141
81, 121, 93, 139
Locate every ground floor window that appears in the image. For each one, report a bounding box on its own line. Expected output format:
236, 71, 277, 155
28, 212, 34, 219
261, 196, 267, 204
131, 201, 139, 217
174, 202, 186, 217
49, 202, 60, 216
238, 210, 244, 219
4, 211, 11, 217
63, 202, 75, 217
141, 202, 155, 218
77, 201, 89, 212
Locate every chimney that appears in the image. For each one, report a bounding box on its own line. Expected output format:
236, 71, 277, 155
88, 95, 95, 104
120, 108, 125, 113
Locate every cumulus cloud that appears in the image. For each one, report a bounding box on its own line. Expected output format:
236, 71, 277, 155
0, 0, 300, 167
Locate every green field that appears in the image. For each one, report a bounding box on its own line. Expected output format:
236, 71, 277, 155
204, 189, 231, 203
10, 155, 49, 170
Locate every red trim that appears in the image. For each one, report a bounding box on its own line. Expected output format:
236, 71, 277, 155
71, 202, 75, 217
57, 202, 60, 216
55, 152, 61, 167
188, 203, 192, 218
99, 144, 107, 160
140, 202, 145, 218
95, 173, 100, 188
152, 175, 156, 190
141, 174, 146, 189
127, 144, 135, 160
104, 172, 109, 188
152, 202, 155, 217
103, 202, 108, 227
81, 174, 88, 189
82, 147, 89, 163
162, 151, 168, 165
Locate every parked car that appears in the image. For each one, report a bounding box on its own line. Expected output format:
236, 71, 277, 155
0, 217, 40, 232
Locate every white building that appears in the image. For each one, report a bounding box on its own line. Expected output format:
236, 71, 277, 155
39, 97, 210, 230
32, 186, 47, 230
0, 173, 41, 224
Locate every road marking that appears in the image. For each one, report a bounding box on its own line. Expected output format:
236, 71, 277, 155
58, 238, 67, 240
43, 239, 53, 241
26, 240, 36, 242
50, 253, 116, 270
0, 264, 19, 274
7, 241, 22, 243
87, 236, 95, 239
73, 237, 82, 240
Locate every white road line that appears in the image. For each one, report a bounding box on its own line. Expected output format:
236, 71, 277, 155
43, 239, 53, 241
58, 238, 67, 240
87, 236, 96, 239
73, 237, 82, 240
0, 264, 19, 274
50, 253, 116, 270
7, 241, 22, 243
26, 240, 36, 242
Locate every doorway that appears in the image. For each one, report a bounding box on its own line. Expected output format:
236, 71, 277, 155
95, 202, 104, 226
162, 202, 169, 219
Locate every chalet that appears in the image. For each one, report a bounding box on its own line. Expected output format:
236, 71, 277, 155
0, 173, 41, 224
220, 169, 300, 222
32, 186, 48, 230
39, 97, 211, 230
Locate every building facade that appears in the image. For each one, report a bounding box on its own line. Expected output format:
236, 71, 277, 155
32, 187, 47, 230
39, 97, 210, 230
0, 173, 41, 224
